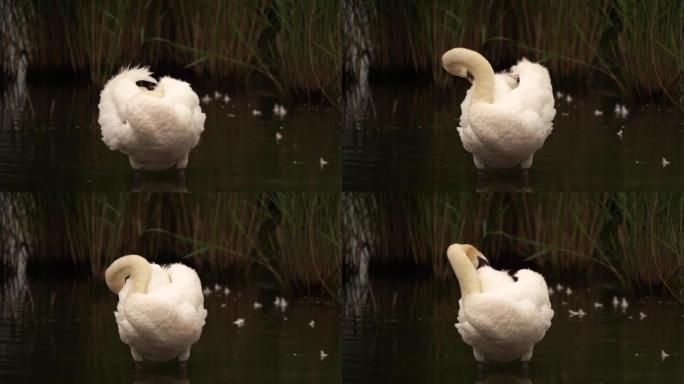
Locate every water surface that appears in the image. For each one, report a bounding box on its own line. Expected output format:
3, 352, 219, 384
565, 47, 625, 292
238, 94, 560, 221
343, 278, 684, 383
343, 85, 684, 191
0, 276, 339, 383
0, 84, 339, 191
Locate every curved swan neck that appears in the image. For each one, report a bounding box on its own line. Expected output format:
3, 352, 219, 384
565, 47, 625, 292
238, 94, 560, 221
442, 48, 495, 103
446, 244, 482, 298
104, 255, 152, 294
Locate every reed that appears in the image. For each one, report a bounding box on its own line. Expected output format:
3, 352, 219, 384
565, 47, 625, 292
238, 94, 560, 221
265, 193, 341, 296
265, 0, 341, 101
608, 194, 684, 299
509, 0, 612, 79
605, 0, 684, 107
1, 193, 339, 297
4, 0, 339, 99
163, 0, 269, 80
345, 193, 684, 300
362, 0, 683, 107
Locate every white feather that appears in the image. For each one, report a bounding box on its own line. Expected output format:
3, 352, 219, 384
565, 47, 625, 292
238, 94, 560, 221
456, 267, 553, 362
458, 59, 556, 169
98, 67, 205, 170
114, 263, 207, 362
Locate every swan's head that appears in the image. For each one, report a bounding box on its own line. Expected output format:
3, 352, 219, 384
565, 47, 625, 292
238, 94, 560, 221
448, 243, 488, 268
104, 255, 152, 294
442, 63, 474, 84
446, 243, 485, 297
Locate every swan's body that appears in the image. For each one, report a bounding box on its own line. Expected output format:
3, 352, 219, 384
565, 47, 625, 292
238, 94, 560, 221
442, 48, 555, 170
98, 67, 206, 171
105, 255, 207, 363
446, 244, 553, 363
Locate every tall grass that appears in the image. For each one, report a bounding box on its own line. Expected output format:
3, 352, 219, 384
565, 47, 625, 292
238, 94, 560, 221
609, 194, 684, 299
3, 0, 340, 99
605, 0, 684, 106
164, 0, 269, 81
266, 193, 340, 297
344, 193, 684, 301
0, 193, 340, 297
363, 0, 684, 107
267, 0, 341, 101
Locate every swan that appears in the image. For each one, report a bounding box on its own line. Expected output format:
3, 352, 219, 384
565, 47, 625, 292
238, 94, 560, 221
446, 243, 553, 367
98, 67, 206, 177
441, 48, 556, 170
105, 255, 207, 366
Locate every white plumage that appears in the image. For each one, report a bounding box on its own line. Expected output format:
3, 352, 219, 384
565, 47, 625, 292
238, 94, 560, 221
447, 244, 553, 363
105, 255, 207, 363
442, 48, 556, 170
98, 67, 206, 171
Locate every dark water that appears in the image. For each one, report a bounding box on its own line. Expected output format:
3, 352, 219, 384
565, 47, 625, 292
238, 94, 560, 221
343, 85, 684, 191
343, 278, 684, 383
0, 84, 339, 191
0, 277, 339, 383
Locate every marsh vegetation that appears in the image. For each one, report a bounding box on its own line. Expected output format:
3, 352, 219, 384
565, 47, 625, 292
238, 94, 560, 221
0, 193, 341, 298
358, 0, 684, 107
343, 193, 684, 301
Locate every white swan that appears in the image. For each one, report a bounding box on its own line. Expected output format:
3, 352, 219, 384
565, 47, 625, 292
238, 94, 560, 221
441, 48, 556, 170
446, 243, 553, 365
105, 255, 207, 364
98, 67, 206, 174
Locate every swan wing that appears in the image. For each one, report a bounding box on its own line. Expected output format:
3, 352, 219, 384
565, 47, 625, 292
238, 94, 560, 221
514, 269, 554, 321
507, 59, 556, 134
98, 67, 156, 150
156, 77, 206, 143
163, 263, 206, 311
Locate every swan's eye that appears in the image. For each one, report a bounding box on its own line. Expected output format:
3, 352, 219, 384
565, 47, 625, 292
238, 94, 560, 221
136, 80, 156, 90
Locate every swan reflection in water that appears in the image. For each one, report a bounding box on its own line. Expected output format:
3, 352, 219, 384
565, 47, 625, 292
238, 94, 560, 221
475, 170, 532, 193
134, 371, 190, 384
476, 372, 532, 384
131, 173, 188, 192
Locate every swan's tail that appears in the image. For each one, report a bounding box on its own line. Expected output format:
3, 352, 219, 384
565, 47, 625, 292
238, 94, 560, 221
98, 66, 156, 150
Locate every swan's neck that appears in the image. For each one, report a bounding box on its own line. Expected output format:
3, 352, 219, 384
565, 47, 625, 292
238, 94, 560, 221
446, 48, 495, 103
104, 255, 152, 294
446, 245, 482, 298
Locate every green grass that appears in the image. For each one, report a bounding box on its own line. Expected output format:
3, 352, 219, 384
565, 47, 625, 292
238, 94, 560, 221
345, 193, 684, 301
0, 193, 340, 298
